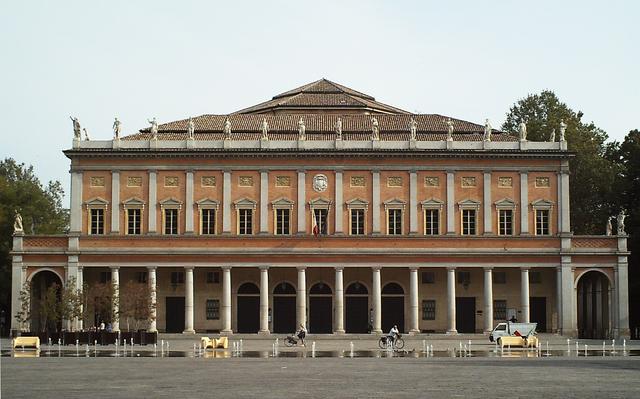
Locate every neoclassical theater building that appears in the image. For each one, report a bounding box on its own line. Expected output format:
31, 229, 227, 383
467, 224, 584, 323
11, 79, 630, 338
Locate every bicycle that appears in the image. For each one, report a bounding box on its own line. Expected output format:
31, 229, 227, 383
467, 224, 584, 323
378, 334, 405, 350
284, 334, 299, 347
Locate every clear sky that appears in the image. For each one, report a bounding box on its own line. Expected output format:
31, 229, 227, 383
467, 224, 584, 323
1, 0, 638, 202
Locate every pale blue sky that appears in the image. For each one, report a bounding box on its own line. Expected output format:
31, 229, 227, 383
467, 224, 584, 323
1, 1, 638, 202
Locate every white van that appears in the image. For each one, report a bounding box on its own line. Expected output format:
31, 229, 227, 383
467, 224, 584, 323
489, 322, 537, 342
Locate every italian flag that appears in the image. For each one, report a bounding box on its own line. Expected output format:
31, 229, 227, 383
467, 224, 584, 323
311, 210, 319, 236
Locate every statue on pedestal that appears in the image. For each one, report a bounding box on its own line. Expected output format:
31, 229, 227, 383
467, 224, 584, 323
298, 117, 306, 140
113, 117, 122, 139
261, 118, 269, 140
617, 210, 627, 235
187, 117, 195, 140
335, 118, 343, 140
14, 211, 23, 234
483, 119, 492, 142
371, 117, 379, 141
70, 116, 81, 139
606, 216, 613, 236
223, 117, 232, 139
446, 118, 454, 141
549, 129, 556, 142
148, 118, 158, 140
83, 128, 90, 141
559, 120, 567, 142
519, 121, 527, 141
409, 118, 417, 141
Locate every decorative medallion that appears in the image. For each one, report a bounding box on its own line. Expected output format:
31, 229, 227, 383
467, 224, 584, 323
535, 177, 550, 188
127, 177, 142, 187
239, 176, 254, 187
164, 176, 179, 187
201, 176, 216, 187
498, 177, 513, 188
461, 176, 476, 187
387, 176, 403, 187
313, 174, 328, 192
275, 176, 291, 187
350, 176, 365, 187
424, 176, 439, 187
90, 176, 105, 187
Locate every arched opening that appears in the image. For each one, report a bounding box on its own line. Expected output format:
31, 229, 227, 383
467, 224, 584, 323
272, 282, 296, 333
30, 270, 63, 332
577, 270, 611, 339
345, 282, 368, 333
237, 282, 260, 333
382, 282, 405, 333
309, 282, 332, 333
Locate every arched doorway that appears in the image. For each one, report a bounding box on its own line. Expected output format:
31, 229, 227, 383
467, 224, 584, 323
382, 282, 405, 333
30, 270, 63, 332
272, 282, 296, 333
309, 282, 332, 333
577, 270, 610, 339
345, 282, 368, 333
237, 282, 260, 333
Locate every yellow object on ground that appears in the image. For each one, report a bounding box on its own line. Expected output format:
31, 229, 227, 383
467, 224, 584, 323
200, 336, 229, 349
13, 336, 40, 350
498, 335, 538, 348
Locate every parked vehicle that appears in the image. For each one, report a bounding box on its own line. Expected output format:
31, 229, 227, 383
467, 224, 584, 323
489, 322, 537, 343
378, 334, 405, 350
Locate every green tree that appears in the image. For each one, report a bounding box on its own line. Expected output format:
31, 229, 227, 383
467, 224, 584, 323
502, 91, 619, 234
0, 158, 68, 318
39, 283, 61, 332
119, 280, 155, 331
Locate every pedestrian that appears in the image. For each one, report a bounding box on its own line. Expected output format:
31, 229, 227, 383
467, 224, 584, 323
297, 323, 307, 347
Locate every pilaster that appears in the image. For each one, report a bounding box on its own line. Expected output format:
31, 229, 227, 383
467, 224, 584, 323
148, 170, 157, 234
409, 171, 418, 234
372, 171, 381, 234
483, 172, 492, 234
260, 171, 269, 234
111, 170, 120, 234
185, 170, 194, 234
297, 171, 306, 234
222, 171, 231, 234
446, 171, 455, 234
334, 171, 344, 235
520, 172, 529, 235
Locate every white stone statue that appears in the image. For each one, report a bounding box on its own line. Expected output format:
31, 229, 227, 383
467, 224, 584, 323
371, 117, 379, 141
617, 210, 626, 235
113, 117, 122, 139
606, 216, 613, 236
187, 117, 195, 139
148, 117, 158, 140
559, 120, 567, 142
335, 117, 343, 140
298, 117, 306, 141
519, 121, 527, 141
446, 118, 454, 141
83, 128, 90, 141
13, 211, 23, 233
261, 118, 269, 140
223, 117, 232, 139
483, 119, 492, 142
549, 129, 556, 142
409, 118, 417, 141
70, 116, 81, 139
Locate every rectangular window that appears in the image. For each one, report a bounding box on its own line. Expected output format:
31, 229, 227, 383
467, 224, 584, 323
421, 271, 435, 284
238, 209, 253, 235
494, 271, 506, 284
127, 209, 141, 235
313, 209, 328, 235
422, 300, 436, 320
498, 209, 513, 235
275, 208, 290, 235
164, 209, 178, 235
90, 209, 104, 235
206, 271, 220, 284
462, 209, 476, 235
206, 299, 220, 320
387, 209, 402, 235
494, 300, 507, 320
137, 271, 148, 284
536, 209, 550, 235
170, 271, 184, 285
201, 209, 216, 235
425, 209, 439, 235
530, 271, 542, 284
99, 271, 111, 284
457, 271, 471, 285
350, 209, 365, 235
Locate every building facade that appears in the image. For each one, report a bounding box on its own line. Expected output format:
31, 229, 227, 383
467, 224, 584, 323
11, 79, 630, 338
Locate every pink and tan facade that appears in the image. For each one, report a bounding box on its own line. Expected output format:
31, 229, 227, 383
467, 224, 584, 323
11, 79, 630, 338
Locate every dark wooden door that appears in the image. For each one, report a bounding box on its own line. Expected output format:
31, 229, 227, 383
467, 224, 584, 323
382, 297, 405, 333
273, 296, 296, 333
456, 297, 476, 333
309, 297, 332, 333
237, 296, 260, 333
530, 297, 547, 332
345, 297, 368, 333
165, 297, 185, 333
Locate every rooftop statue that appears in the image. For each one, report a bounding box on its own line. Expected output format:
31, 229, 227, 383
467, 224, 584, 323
187, 117, 195, 139
617, 210, 626, 235
606, 216, 613, 236
298, 117, 306, 140
335, 117, 343, 140
409, 118, 417, 141
549, 129, 556, 142
70, 116, 81, 139
148, 117, 158, 140
446, 118, 454, 141
483, 119, 492, 142
261, 118, 269, 140
224, 117, 232, 139
113, 117, 122, 139
14, 211, 23, 234
519, 121, 527, 141
559, 120, 567, 142
83, 128, 90, 141
371, 117, 379, 141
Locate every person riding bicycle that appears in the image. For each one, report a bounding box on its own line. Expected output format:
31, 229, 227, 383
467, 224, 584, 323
296, 323, 307, 347
387, 325, 399, 347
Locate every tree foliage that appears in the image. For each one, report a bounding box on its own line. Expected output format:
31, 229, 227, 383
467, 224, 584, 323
119, 280, 155, 331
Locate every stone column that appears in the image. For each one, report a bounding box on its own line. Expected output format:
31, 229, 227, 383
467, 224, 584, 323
296, 267, 307, 328
297, 171, 306, 234
446, 171, 455, 234
409, 267, 419, 333
148, 170, 157, 234
483, 172, 492, 234
617, 257, 630, 337
11, 257, 24, 332
560, 171, 571, 233
556, 266, 562, 333
560, 257, 575, 336
260, 171, 269, 234
77, 266, 84, 331
222, 171, 232, 234
148, 266, 157, 333
372, 266, 382, 333
521, 268, 530, 323
221, 266, 232, 333
185, 171, 194, 234
409, 171, 418, 234
111, 170, 120, 234
111, 267, 120, 332
484, 267, 493, 332
184, 266, 195, 333
447, 267, 457, 334
372, 171, 381, 234
259, 266, 270, 334
520, 172, 529, 235
334, 171, 343, 235
556, 172, 562, 233
66, 257, 79, 331
70, 171, 83, 233
334, 267, 345, 334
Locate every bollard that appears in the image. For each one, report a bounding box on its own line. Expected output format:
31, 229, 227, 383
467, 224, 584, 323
311, 341, 316, 358
349, 341, 354, 358
584, 344, 588, 357
567, 339, 571, 352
